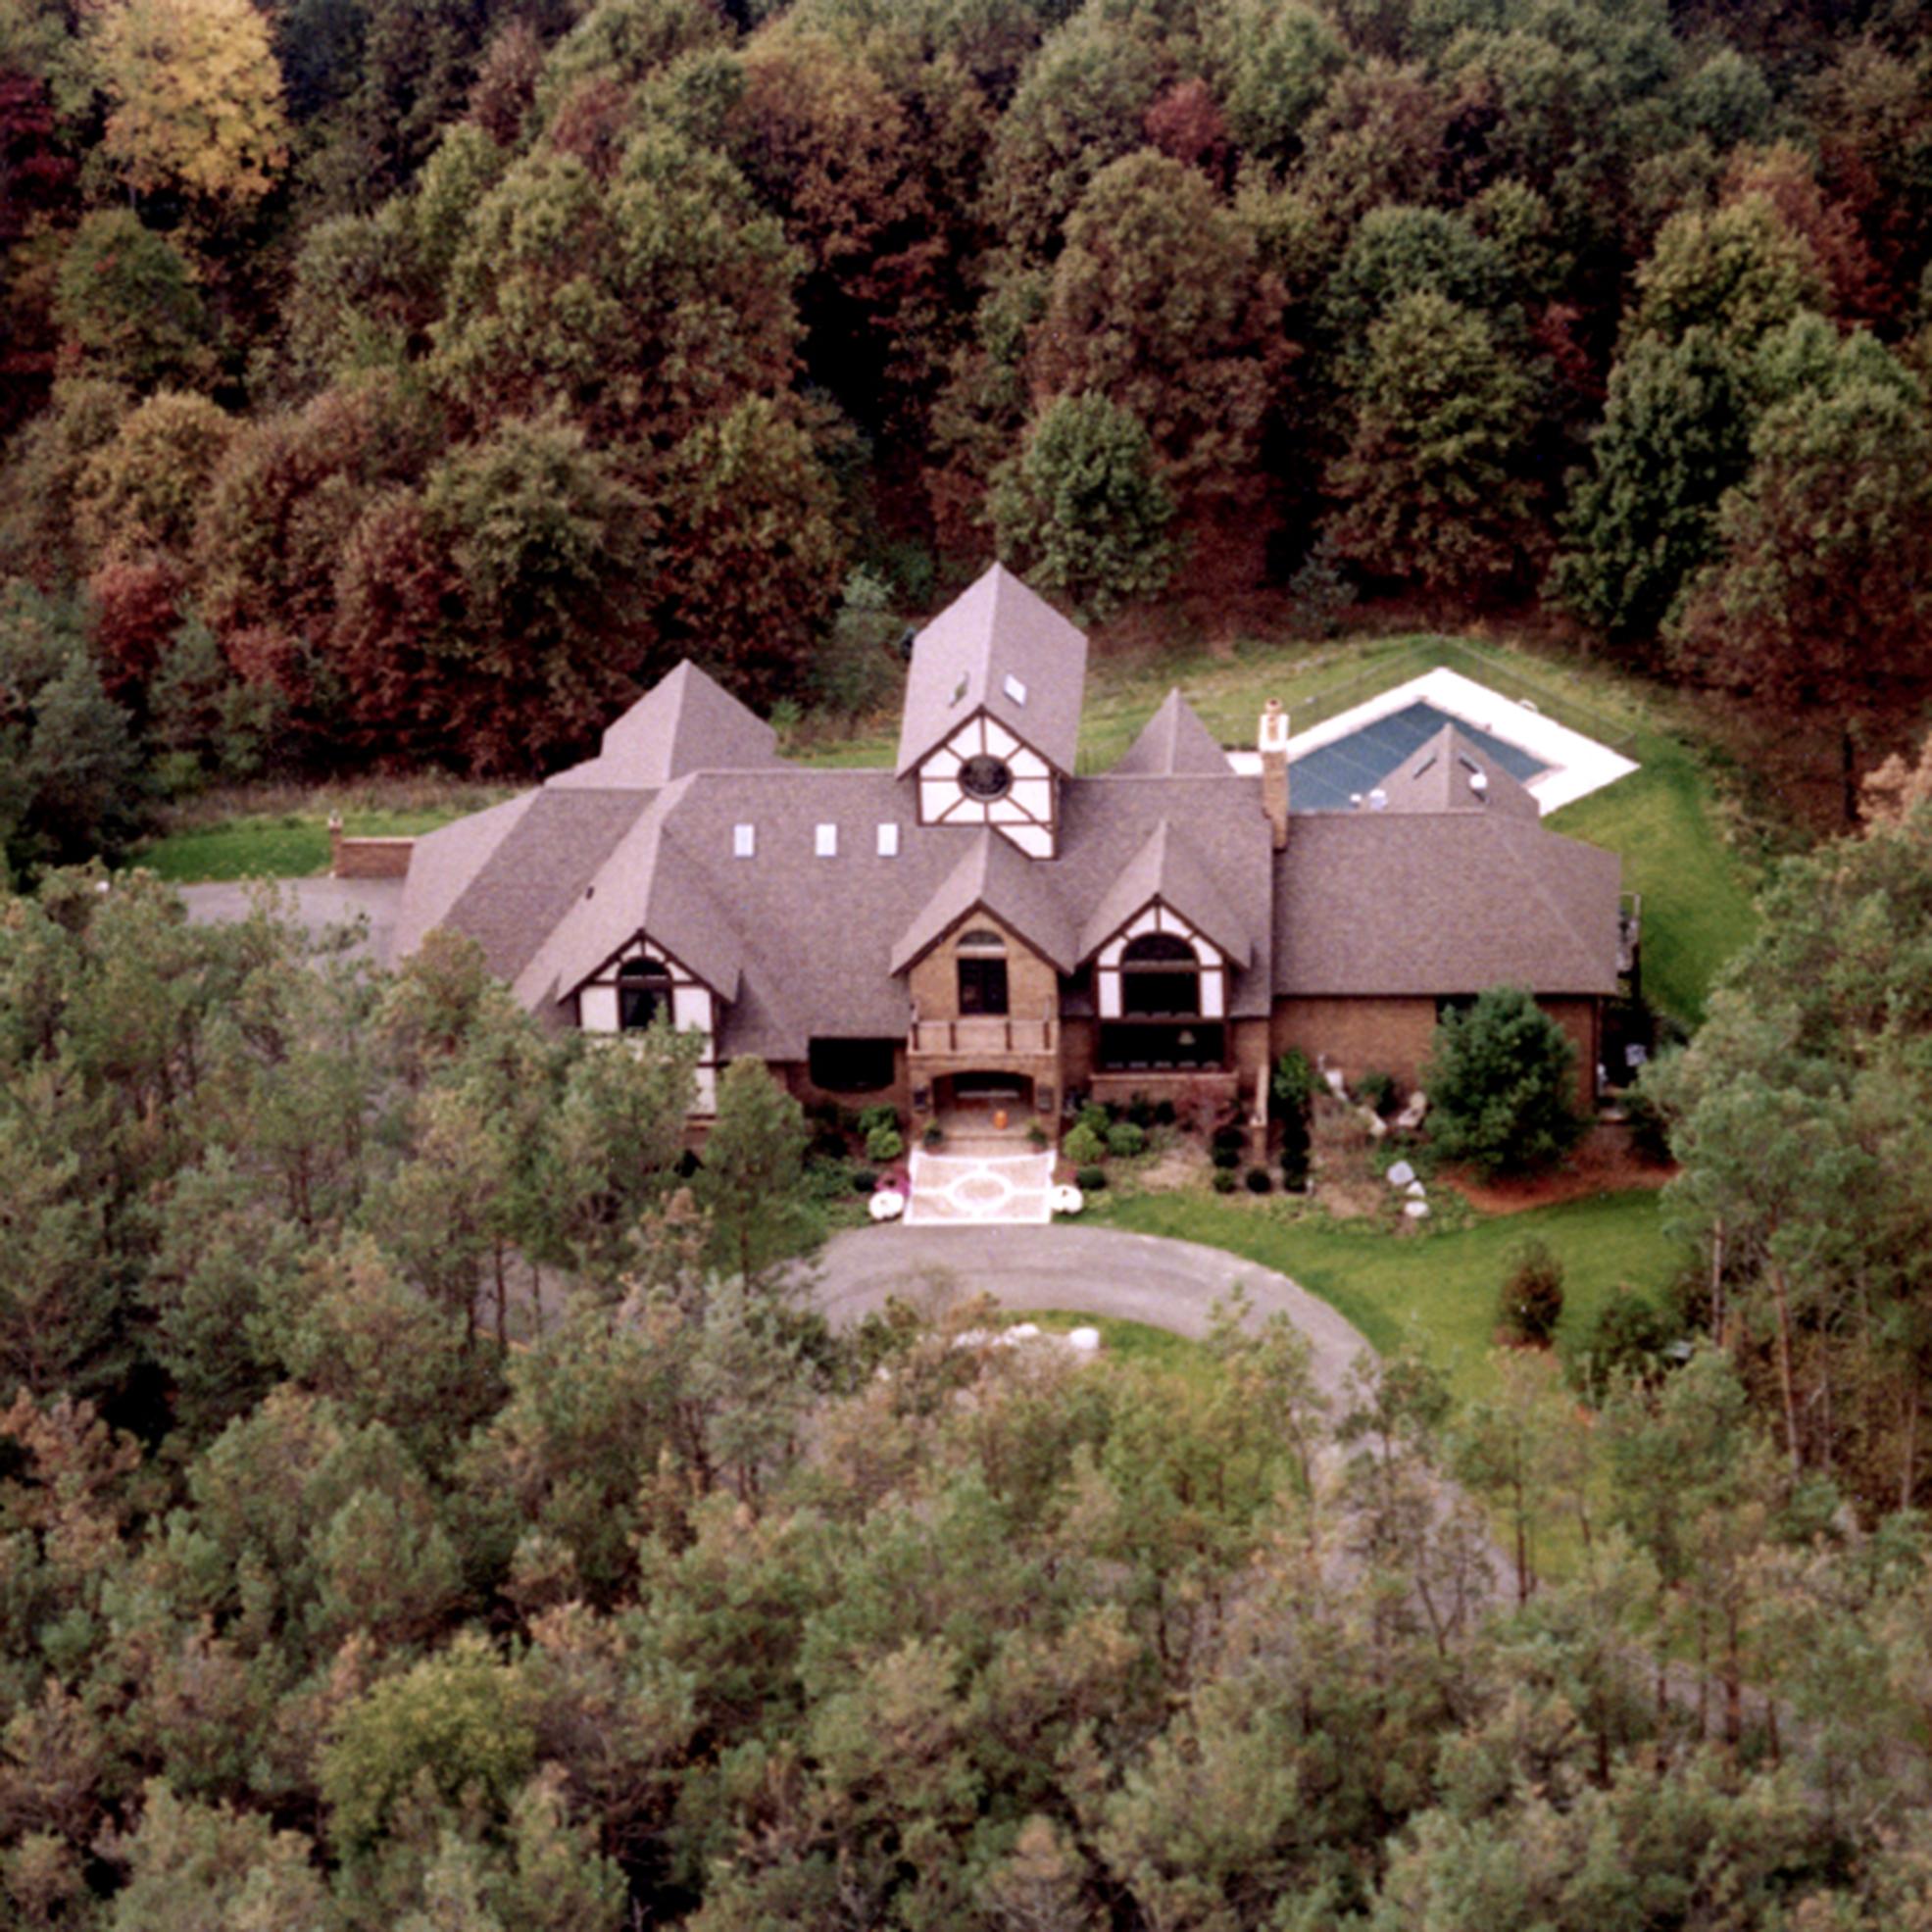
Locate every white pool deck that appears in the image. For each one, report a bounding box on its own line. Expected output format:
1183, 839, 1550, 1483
1225, 666, 1639, 815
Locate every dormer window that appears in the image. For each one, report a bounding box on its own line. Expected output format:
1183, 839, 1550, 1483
618, 958, 672, 1030
733, 823, 756, 858
816, 823, 838, 857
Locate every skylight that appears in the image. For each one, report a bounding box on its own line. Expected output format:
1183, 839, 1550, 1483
815, 823, 838, 857
732, 823, 755, 858
876, 822, 900, 857
1003, 672, 1028, 706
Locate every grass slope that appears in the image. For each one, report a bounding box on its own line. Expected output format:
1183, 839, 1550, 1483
1090, 1189, 1683, 1409
136, 803, 502, 883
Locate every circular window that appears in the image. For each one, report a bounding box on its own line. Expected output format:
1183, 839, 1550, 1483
959, 754, 1013, 801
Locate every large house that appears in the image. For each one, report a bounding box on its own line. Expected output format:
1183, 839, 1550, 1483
394, 566, 1622, 1127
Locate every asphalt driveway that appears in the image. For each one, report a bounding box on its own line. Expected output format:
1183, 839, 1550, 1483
178, 877, 405, 968
812, 1222, 1374, 1406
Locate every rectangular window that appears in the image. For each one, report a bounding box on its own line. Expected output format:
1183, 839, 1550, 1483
816, 823, 837, 857
732, 823, 755, 858
876, 822, 900, 857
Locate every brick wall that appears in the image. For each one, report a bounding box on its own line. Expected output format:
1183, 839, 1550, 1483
329, 825, 415, 878
906, 912, 1059, 1021
1271, 994, 1602, 1110
1270, 995, 1440, 1093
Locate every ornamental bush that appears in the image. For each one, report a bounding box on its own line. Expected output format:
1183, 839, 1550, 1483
866, 1124, 905, 1163
1497, 1237, 1565, 1345
1063, 1122, 1106, 1166
1105, 1120, 1146, 1159
1212, 1169, 1238, 1194
1210, 1143, 1242, 1170
1075, 1164, 1108, 1191
1245, 1165, 1272, 1194
1424, 985, 1585, 1178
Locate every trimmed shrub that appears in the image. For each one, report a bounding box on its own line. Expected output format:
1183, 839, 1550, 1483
1212, 1169, 1238, 1194
1076, 1104, 1110, 1141
852, 1168, 878, 1194
1210, 1143, 1242, 1170
1125, 1093, 1155, 1128
921, 1122, 944, 1148
1153, 1099, 1176, 1126
1271, 1048, 1315, 1118
1497, 1237, 1565, 1345
1105, 1120, 1146, 1159
857, 1103, 900, 1137
1075, 1164, 1108, 1191
1063, 1122, 1106, 1166
1026, 1119, 1049, 1149
1245, 1165, 1273, 1194
1280, 1144, 1309, 1190
1212, 1122, 1247, 1152
866, 1124, 905, 1163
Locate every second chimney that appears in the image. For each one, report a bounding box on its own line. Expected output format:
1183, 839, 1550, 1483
1260, 700, 1290, 850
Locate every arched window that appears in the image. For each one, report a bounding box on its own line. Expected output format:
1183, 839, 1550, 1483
956, 928, 1009, 1016
618, 958, 673, 1030
1119, 931, 1200, 1016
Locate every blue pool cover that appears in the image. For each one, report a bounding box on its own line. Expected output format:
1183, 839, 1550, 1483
1288, 701, 1548, 813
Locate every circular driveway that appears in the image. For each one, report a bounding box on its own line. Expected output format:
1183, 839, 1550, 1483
814, 1223, 1374, 1406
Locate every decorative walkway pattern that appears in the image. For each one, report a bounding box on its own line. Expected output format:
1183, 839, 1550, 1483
902, 1149, 1056, 1226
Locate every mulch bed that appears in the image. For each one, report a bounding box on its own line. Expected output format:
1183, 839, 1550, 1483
1442, 1124, 1676, 1215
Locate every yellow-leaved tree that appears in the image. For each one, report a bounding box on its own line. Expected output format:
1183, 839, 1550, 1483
94, 0, 288, 214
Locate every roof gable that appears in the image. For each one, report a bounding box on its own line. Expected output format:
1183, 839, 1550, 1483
550, 661, 780, 790
1365, 722, 1540, 820
888, 830, 1079, 975
1077, 818, 1255, 967
1111, 690, 1233, 777
895, 564, 1087, 777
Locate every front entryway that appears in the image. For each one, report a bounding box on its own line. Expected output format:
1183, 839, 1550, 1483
903, 1148, 1055, 1226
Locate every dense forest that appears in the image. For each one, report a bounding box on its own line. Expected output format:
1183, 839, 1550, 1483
3, 0, 1932, 825
0, 824, 1929, 1929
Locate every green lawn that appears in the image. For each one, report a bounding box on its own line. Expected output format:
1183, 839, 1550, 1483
1549, 727, 1758, 1028
1009, 1309, 1214, 1381
1087, 1188, 1684, 1411
135, 807, 480, 883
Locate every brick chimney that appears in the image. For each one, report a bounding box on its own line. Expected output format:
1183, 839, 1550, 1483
1259, 700, 1290, 850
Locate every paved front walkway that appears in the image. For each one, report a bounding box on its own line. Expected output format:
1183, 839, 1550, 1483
902, 1150, 1055, 1226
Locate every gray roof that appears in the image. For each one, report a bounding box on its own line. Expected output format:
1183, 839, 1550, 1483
392, 790, 537, 961
889, 830, 1080, 975
1363, 723, 1540, 821
1076, 817, 1255, 966
550, 661, 779, 790
1111, 689, 1235, 777
895, 563, 1087, 777
435, 788, 650, 987
1273, 814, 1621, 996
396, 570, 1623, 1048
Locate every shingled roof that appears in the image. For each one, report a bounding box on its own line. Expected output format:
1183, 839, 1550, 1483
1111, 690, 1235, 777
550, 661, 779, 790
895, 564, 1087, 777
1364, 722, 1540, 820
889, 830, 1080, 975
1076, 817, 1255, 966
1273, 814, 1620, 996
